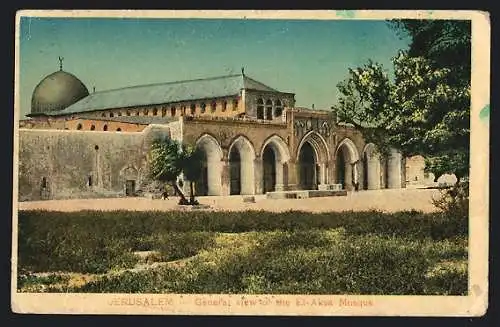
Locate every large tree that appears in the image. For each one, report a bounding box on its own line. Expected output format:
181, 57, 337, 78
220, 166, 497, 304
148, 136, 204, 205
335, 19, 471, 181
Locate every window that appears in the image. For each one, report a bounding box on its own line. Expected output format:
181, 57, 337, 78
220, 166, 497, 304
275, 100, 283, 117
210, 101, 217, 113
162, 108, 167, 117
182, 106, 186, 116
41, 177, 47, 189
126, 110, 131, 116
170, 107, 176, 116
101, 113, 106, 117
200, 103, 206, 114
190, 104, 196, 115
103, 125, 108, 131
90, 125, 96, 131
94, 145, 99, 150
143, 109, 149, 116
117, 112, 122, 117
88, 176, 93, 187
257, 98, 264, 119
232, 99, 238, 111
222, 101, 227, 112
116, 128, 122, 132
76, 123, 83, 130
153, 108, 158, 116
135, 110, 140, 116
265, 99, 273, 120
110, 112, 114, 118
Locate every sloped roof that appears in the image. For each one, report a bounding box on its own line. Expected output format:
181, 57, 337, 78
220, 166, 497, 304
75, 116, 177, 125
44, 74, 286, 116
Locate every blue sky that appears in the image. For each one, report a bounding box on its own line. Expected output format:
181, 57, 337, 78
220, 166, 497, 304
19, 17, 410, 118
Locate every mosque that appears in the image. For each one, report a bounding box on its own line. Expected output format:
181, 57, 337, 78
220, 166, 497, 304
17, 59, 429, 201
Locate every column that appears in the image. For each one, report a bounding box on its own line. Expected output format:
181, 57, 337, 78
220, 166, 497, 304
275, 161, 285, 191
254, 157, 263, 195
388, 149, 402, 189
344, 161, 353, 191
220, 160, 230, 196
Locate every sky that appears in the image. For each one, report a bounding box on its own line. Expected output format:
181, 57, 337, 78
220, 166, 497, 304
18, 17, 410, 118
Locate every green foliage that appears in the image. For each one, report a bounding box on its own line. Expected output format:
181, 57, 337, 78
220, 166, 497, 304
156, 232, 216, 261
148, 137, 205, 205
71, 231, 467, 295
18, 208, 468, 278
432, 180, 470, 220
335, 20, 471, 179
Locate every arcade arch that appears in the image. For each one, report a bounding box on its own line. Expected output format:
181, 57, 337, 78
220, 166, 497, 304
194, 134, 223, 196
335, 138, 361, 191
228, 136, 256, 195
260, 135, 291, 193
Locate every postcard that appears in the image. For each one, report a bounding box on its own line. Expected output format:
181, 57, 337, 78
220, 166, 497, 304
12, 10, 489, 316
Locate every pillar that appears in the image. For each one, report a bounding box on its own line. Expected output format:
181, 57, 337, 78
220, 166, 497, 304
207, 157, 222, 196
254, 157, 263, 194
388, 149, 403, 189
367, 154, 381, 190
221, 160, 230, 196
275, 161, 285, 191
344, 162, 353, 190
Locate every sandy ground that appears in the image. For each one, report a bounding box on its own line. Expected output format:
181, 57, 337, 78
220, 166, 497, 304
17, 188, 442, 213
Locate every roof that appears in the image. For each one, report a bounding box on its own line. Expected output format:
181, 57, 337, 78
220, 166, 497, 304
45, 74, 288, 116
74, 116, 178, 125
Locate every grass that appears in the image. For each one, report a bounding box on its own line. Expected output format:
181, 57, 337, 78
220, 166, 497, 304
17, 209, 468, 295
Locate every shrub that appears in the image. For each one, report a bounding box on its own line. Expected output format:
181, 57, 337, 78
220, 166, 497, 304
156, 232, 216, 261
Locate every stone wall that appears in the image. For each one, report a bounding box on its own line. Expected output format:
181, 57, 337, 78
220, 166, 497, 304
17, 126, 171, 201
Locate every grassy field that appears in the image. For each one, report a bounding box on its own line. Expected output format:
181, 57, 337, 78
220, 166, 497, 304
17, 209, 468, 295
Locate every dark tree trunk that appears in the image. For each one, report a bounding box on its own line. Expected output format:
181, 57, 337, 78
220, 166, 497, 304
171, 181, 188, 205
189, 181, 197, 205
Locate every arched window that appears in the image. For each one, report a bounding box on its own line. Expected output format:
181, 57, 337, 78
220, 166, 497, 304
116, 128, 122, 132
90, 125, 95, 131
162, 108, 167, 117
153, 108, 158, 116
76, 123, 83, 130
101, 113, 106, 117
126, 110, 131, 116
143, 109, 149, 116
170, 107, 176, 116
265, 99, 273, 120
200, 103, 206, 114
275, 100, 283, 118
210, 101, 217, 113
257, 98, 264, 119
222, 101, 227, 112
190, 104, 196, 115
88, 176, 93, 187
117, 112, 122, 117
135, 110, 140, 116
109, 112, 114, 118
103, 125, 108, 131
232, 99, 239, 111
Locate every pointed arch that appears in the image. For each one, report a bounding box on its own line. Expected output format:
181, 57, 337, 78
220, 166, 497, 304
194, 133, 224, 196
228, 135, 256, 195
260, 134, 291, 193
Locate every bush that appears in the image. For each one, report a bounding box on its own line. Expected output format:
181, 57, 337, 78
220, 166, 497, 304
432, 180, 469, 219
156, 232, 215, 261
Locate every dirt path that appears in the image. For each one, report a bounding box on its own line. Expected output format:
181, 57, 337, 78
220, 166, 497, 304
17, 188, 442, 213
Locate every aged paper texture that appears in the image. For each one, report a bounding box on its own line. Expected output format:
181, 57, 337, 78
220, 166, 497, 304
12, 10, 489, 316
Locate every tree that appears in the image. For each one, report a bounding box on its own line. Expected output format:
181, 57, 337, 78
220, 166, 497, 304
334, 20, 471, 182
180, 144, 205, 205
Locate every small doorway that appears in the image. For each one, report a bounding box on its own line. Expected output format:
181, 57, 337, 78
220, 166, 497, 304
125, 180, 136, 196
262, 146, 277, 193
229, 148, 241, 195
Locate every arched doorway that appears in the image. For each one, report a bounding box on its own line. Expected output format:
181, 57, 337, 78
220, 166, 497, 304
229, 147, 241, 195
335, 138, 360, 191
298, 142, 317, 190
195, 134, 223, 196
195, 151, 209, 196
228, 136, 255, 195
262, 146, 277, 193
336, 147, 347, 189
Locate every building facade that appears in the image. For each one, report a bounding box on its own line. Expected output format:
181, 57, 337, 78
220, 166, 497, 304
18, 66, 410, 201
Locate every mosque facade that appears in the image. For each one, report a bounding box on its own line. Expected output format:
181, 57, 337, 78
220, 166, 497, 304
18, 63, 420, 201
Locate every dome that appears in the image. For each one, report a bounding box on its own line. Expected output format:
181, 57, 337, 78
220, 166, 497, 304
31, 70, 89, 114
